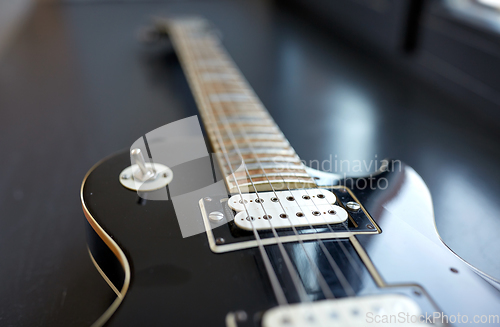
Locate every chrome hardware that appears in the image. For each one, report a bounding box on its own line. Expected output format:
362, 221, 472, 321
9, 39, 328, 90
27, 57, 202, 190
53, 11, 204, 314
346, 201, 361, 211
209, 211, 224, 222
131, 148, 156, 182
199, 187, 379, 254
119, 148, 173, 192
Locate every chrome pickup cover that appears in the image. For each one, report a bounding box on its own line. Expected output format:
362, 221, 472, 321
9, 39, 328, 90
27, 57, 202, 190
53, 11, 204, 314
228, 189, 348, 231
262, 294, 427, 327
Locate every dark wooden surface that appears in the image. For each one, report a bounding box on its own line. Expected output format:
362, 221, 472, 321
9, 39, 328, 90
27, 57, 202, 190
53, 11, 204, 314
1, 1, 500, 326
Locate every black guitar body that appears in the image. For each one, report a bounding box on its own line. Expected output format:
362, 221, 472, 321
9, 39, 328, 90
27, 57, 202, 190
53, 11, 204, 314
82, 151, 500, 327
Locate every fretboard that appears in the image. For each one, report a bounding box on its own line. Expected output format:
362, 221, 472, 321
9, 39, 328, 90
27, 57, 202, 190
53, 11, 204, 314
164, 18, 317, 193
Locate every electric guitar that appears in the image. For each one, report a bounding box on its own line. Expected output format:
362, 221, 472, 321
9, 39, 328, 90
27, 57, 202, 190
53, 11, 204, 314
81, 17, 500, 327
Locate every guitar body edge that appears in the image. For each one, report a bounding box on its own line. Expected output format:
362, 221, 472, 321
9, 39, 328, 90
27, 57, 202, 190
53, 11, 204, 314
81, 150, 500, 327
82, 154, 130, 327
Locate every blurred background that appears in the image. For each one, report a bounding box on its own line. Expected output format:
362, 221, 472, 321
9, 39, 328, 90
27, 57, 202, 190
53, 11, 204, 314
1, 0, 500, 326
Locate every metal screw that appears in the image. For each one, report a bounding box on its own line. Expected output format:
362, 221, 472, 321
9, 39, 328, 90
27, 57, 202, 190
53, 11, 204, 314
346, 201, 361, 211
271, 197, 278, 202
328, 210, 336, 215
279, 213, 288, 219
215, 237, 225, 245
121, 174, 130, 180
204, 197, 212, 202
286, 196, 295, 201
317, 194, 325, 199
246, 216, 255, 221
367, 224, 375, 229
450, 267, 459, 273
312, 211, 321, 216
163, 172, 168, 178
255, 198, 264, 203
209, 211, 224, 222
263, 215, 272, 220
302, 195, 310, 200
296, 212, 304, 217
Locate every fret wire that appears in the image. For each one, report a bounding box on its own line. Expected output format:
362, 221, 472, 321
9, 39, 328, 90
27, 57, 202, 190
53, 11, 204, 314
190, 28, 313, 303
182, 24, 305, 302
168, 25, 244, 192
179, 28, 308, 190
196, 32, 341, 301
170, 20, 315, 192
173, 21, 294, 305
168, 19, 364, 306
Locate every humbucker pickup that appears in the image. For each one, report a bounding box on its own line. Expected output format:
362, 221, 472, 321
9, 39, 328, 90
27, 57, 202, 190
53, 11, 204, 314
227, 189, 348, 231
262, 294, 429, 327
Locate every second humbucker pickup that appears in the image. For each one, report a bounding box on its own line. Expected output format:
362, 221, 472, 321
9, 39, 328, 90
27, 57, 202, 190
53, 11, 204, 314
228, 189, 348, 231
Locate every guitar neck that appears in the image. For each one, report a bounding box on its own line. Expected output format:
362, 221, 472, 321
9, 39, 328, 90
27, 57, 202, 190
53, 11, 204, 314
164, 18, 317, 193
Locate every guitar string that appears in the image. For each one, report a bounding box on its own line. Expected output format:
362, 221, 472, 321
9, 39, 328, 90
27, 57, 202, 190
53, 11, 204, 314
294, 169, 367, 281
187, 26, 313, 304
227, 114, 336, 300
177, 20, 365, 304
179, 23, 316, 305
175, 24, 290, 305
198, 36, 337, 301
193, 25, 361, 298
280, 175, 356, 296
301, 186, 365, 281
192, 22, 361, 301
171, 23, 287, 305
271, 143, 365, 283
187, 31, 312, 303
